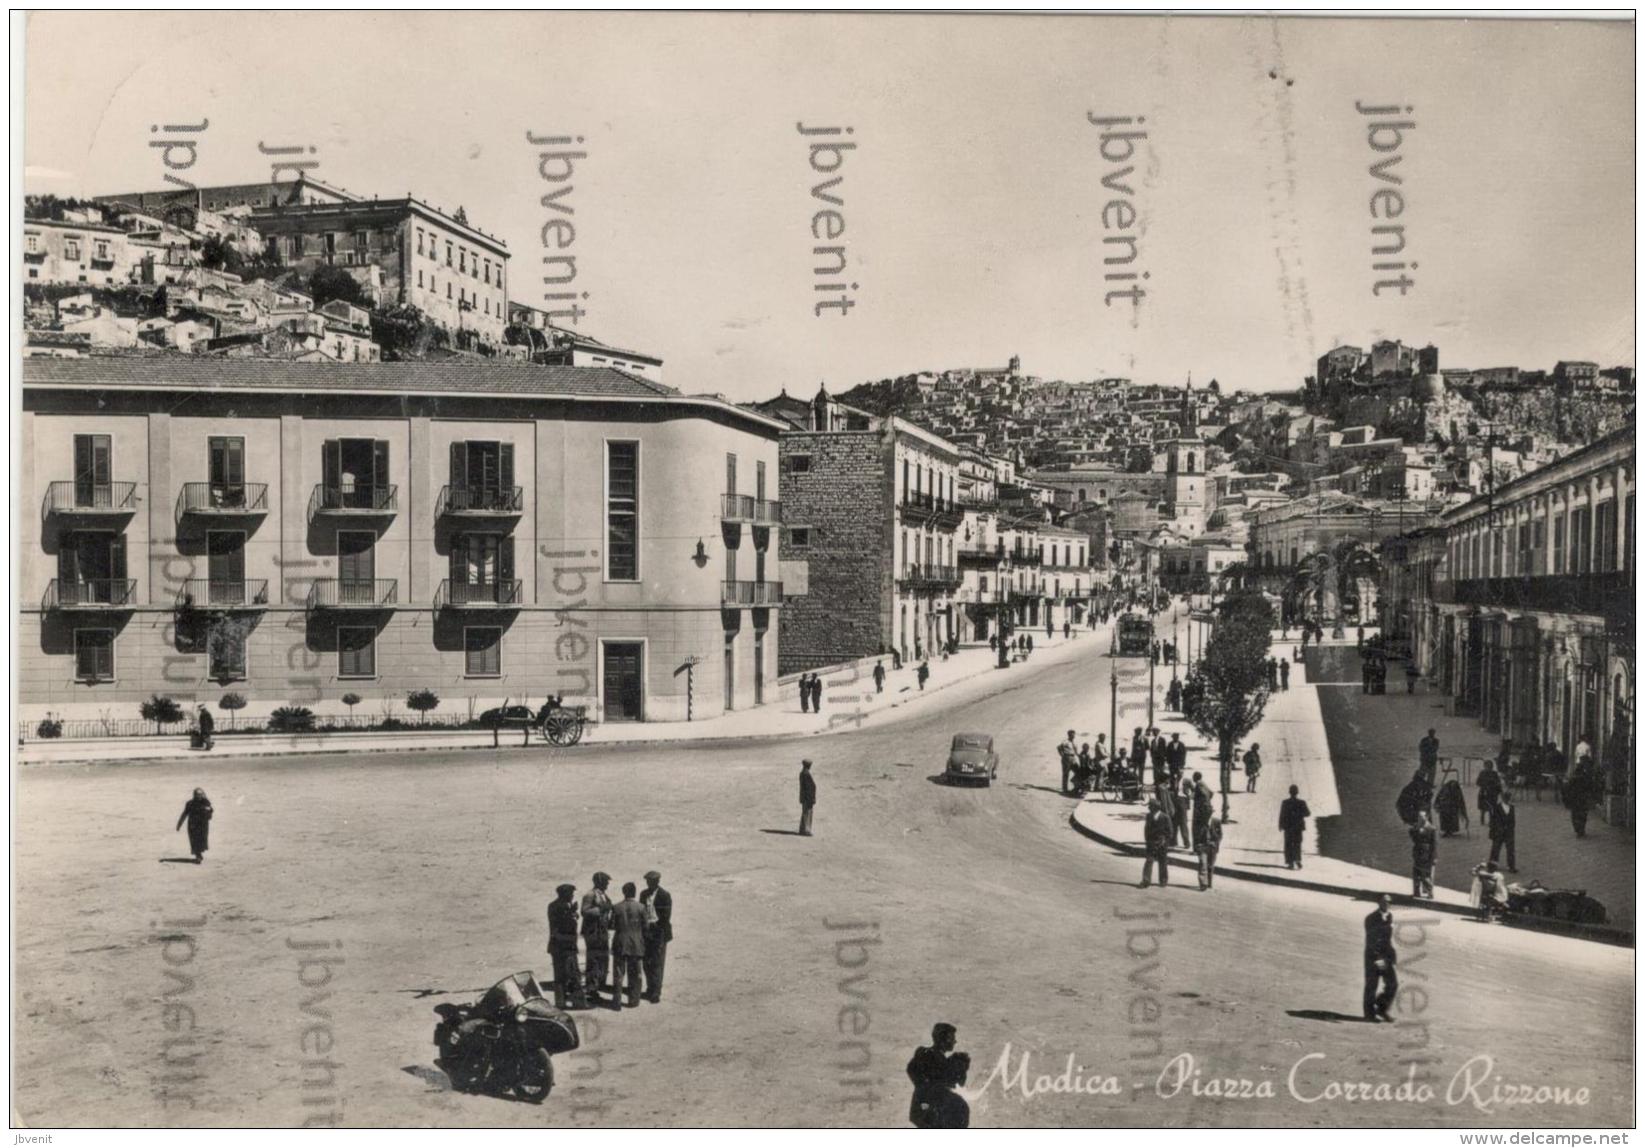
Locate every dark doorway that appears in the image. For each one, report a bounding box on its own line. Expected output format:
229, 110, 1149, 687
604, 642, 644, 722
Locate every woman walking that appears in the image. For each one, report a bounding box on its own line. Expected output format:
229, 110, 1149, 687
176, 788, 213, 863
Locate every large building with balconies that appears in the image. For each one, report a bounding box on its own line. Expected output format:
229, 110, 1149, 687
1409, 427, 1635, 827
20, 357, 784, 727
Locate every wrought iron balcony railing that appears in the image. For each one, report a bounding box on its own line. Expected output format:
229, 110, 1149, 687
307, 578, 398, 609
437, 485, 523, 516
44, 481, 138, 516
721, 580, 784, 607
308, 483, 397, 520
720, 494, 782, 526
899, 564, 962, 592
175, 579, 270, 609
177, 482, 269, 517
436, 579, 524, 608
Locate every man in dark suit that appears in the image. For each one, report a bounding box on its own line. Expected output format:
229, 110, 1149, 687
799, 759, 817, 836
610, 881, 649, 1009
581, 872, 614, 1005
1191, 771, 1215, 848
1150, 730, 1169, 785
1363, 895, 1398, 1022
907, 1023, 971, 1128
1166, 733, 1187, 788
1488, 793, 1518, 872
640, 869, 672, 1003
1140, 799, 1173, 888
1279, 785, 1311, 869
547, 882, 587, 1009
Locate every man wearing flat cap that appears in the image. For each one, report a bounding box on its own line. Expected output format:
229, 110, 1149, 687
547, 882, 587, 1009
640, 870, 672, 1003
581, 871, 615, 1006
799, 759, 817, 836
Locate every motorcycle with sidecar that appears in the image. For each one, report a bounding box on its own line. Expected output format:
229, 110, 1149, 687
433, 971, 580, 1103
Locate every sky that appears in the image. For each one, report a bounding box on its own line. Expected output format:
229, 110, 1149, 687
22, 12, 1635, 403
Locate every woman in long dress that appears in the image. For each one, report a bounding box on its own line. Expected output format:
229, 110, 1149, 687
1434, 777, 1468, 837
176, 788, 213, 863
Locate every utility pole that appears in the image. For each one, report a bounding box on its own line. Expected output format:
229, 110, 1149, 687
1109, 626, 1119, 759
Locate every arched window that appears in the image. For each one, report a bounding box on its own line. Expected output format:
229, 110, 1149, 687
1187, 453, 1197, 473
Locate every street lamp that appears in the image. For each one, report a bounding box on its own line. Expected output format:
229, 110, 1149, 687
1172, 607, 1180, 684
1147, 627, 1156, 729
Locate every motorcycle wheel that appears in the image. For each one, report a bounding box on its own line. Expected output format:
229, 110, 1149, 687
516, 1048, 554, 1104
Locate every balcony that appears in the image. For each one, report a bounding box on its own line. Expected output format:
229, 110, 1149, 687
899, 564, 962, 593
43, 578, 137, 610
1446, 572, 1633, 632
43, 481, 138, 519
436, 579, 524, 609
175, 579, 270, 610
1009, 550, 1043, 567
721, 494, 782, 526
307, 578, 398, 610
721, 580, 784, 608
437, 485, 523, 517
958, 550, 1004, 569
308, 484, 397, 522
177, 482, 270, 520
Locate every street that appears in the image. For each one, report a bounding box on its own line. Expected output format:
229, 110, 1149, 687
14, 632, 1633, 1127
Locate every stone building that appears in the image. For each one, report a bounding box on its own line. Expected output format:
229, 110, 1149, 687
20, 357, 783, 727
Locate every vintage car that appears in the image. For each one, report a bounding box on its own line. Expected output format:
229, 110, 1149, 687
945, 733, 999, 786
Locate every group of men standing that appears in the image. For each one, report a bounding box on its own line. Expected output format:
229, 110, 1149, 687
797, 673, 826, 713
1140, 769, 1221, 890
547, 871, 673, 1010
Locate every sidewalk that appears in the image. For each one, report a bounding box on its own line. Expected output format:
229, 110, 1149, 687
17, 628, 1097, 766
1071, 632, 1474, 911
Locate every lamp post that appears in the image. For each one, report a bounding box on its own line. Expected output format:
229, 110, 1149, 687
1109, 626, 1119, 758
1147, 629, 1156, 729
1172, 608, 1180, 684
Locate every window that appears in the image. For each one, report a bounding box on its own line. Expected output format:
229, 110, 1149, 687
484, 259, 491, 285
338, 627, 376, 678
726, 453, 738, 495
446, 240, 453, 266
75, 629, 114, 682
789, 527, 810, 548
65, 238, 81, 261
607, 441, 639, 580
465, 627, 502, 677
26, 233, 38, 253
418, 269, 424, 288
459, 249, 466, 273
355, 230, 368, 250
447, 282, 453, 300
73, 433, 113, 507
417, 228, 425, 255
788, 454, 811, 474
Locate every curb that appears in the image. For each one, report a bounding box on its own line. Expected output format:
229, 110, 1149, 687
1067, 809, 1635, 948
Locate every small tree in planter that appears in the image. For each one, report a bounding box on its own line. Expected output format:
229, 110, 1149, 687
406, 688, 441, 725
219, 692, 247, 731
268, 705, 316, 733
341, 692, 362, 727
139, 694, 185, 736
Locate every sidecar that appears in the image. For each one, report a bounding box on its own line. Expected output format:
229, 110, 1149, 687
433, 972, 580, 1102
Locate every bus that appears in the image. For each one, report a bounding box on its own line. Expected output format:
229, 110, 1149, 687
1116, 614, 1153, 656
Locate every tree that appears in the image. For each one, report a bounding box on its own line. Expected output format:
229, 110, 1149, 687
406, 688, 441, 725
1184, 589, 1275, 819
308, 266, 369, 309
139, 695, 185, 735
1333, 540, 1381, 623
341, 692, 362, 723
218, 692, 247, 730
1124, 444, 1155, 473
370, 304, 449, 361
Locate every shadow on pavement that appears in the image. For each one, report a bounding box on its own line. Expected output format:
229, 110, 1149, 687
759, 828, 806, 836
1287, 1009, 1373, 1024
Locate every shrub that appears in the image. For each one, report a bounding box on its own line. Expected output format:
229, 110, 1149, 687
35, 717, 63, 739
139, 695, 185, 735
308, 265, 369, 309
268, 705, 316, 733
219, 692, 247, 730
406, 689, 441, 724
377, 717, 407, 732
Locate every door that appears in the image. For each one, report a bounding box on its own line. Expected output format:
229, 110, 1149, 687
73, 434, 112, 508
338, 531, 376, 604
209, 437, 245, 506
723, 632, 736, 711
603, 642, 645, 722
754, 630, 765, 705
60, 532, 124, 604
207, 531, 245, 605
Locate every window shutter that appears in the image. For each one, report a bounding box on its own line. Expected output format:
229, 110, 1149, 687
58, 540, 76, 585
450, 537, 466, 589
500, 537, 515, 586
110, 534, 127, 582
372, 440, 390, 496
225, 438, 244, 489
499, 443, 515, 492
322, 440, 341, 494
450, 441, 467, 489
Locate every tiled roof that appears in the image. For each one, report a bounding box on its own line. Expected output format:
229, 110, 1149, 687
22, 355, 681, 400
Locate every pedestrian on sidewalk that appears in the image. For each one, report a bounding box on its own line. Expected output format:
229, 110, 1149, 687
1418, 729, 1440, 781
1078, 743, 1094, 794
1405, 662, 1419, 694
611, 882, 648, 1009
1167, 733, 1186, 787
1279, 785, 1310, 869
1149, 729, 1167, 784
874, 661, 886, 694
581, 873, 614, 1006
1362, 895, 1398, 1023
916, 661, 930, 691
1166, 677, 1182, 713
1487, 792, 1517, 872
175, 788, 213, 863
1567, 752, 1599, 837
1130, 728, 1147, 775
1093, 734, 1109, 784
1196, 815, 1222, 891
799, 760, 817, 836
1279, 659, 1290, 691
1573, 732, 1592, 780
1476, 758, 1503, 821
640, 870, 671, 1003
1140, 799, 1173, 888
1409, 812, 1437, 898
1172, 779, 1193, 849
1058, 730, 1078, 795
1435, 775, 1468, 837
548, 883, 588, 1010
193, 705, 214, 751
1242, 743, 1263, 793
800, 672, 813, 713
1064, 621, 1071, 640
1266, 658, 1278, 691
1356, 625, 1365, 653
813, 674, 826, 714
1047, 618, 1053, 641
